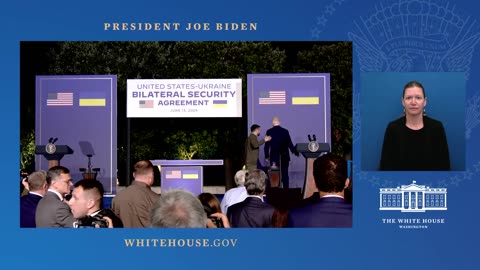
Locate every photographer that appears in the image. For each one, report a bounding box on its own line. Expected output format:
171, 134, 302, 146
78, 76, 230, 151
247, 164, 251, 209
198, 192, 230, 228
68, 179, 123, 228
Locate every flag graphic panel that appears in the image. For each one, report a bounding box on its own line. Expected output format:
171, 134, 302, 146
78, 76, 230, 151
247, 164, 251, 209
258, 90, 286, 104
139, 100, 154, 108
46, 92, 73, 106
79, 92, 106, 106
165, 170, 182, 179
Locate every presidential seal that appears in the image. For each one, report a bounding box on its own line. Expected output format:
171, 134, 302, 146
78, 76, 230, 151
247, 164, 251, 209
45, 143, 56, 154
308, 141, 320, 152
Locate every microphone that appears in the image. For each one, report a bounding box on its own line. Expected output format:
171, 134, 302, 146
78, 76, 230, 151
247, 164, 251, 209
313, 134, 317, 141
52, 138, 58, 144
308, 134, 312, 142
48, 138, 53, 143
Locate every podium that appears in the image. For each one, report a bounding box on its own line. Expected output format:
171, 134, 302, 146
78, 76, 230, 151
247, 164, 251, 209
295, 143, 330, 199
267, 166, 281, 188
150, 159, 224, 196
79, 154, 100, 180
35, 144, 74, 169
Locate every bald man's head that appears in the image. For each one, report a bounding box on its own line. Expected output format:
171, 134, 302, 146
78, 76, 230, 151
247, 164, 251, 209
272, 117, 280, 126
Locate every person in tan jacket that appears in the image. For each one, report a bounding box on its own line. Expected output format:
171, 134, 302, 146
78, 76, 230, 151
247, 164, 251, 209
112, 160, 160, 228
244, 124, 271, 172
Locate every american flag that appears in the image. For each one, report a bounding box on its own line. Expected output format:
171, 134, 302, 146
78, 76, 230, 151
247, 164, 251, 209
139, 100, 154, 108
165, 170, 181, 179
258, 90, 286, 105
46, 92, 73, 106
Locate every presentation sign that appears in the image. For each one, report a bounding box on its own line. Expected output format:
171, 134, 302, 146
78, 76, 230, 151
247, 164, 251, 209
35, 75, 117, 194
127, 78, 242, 118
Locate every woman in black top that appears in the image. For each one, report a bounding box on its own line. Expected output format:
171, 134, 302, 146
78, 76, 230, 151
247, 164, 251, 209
379, 81, 450, 171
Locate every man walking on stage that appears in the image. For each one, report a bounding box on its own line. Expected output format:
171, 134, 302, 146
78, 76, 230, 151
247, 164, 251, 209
265, 117, 298, 188
245, 124, 271, 172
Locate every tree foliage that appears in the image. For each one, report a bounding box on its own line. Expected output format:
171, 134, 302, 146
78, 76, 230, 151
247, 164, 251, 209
294, 42, 353, 157
20, 129, 35, 173
164, 130, 218, 160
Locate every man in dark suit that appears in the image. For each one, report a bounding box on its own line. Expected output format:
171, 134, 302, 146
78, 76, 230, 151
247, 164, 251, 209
227, 169, 274, 228
244, 124, 271, 172
68, 179, 123, 228
265, 117, 299, 188
36, 166, 77, 228
20, 170, 48, 228
288, 153, 352, 228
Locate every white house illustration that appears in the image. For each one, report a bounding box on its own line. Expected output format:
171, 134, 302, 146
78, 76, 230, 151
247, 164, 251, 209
379, 180, 447, 212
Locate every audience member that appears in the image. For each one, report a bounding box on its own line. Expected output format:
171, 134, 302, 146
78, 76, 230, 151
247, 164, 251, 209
296, 191, 320, 208
198, 192, 230, 228
68, 179, 123, 228
150, 189, 206, 228
272, 207, 289, 228
35, 166, 76, 228
112, 160, 160, 228
288, 153, 352, 228
220, 170, 248, 214
227, 169, 274, 228
20, 171, 48, 228
21, 175, 29, 197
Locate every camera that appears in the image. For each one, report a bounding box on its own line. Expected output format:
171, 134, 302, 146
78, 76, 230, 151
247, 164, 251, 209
75, 209, 111, 228
203, 205, 224, 228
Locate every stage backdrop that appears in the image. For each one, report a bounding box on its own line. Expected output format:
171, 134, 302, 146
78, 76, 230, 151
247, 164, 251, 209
35, 75, 117, 194
247, 73, 331, 189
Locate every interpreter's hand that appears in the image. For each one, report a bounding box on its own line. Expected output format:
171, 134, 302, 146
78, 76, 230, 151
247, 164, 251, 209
210, 213, 231, 228
265, 135, 272, 142
265, 158, 270, 164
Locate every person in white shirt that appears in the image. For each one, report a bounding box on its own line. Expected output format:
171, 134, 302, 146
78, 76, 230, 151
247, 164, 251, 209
35, 166, 76, 228
220, 170, 248, 214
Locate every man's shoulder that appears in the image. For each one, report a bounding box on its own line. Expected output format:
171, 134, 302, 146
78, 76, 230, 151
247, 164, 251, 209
21, 193, 41, 202
292, 198, 352, 213
228, 199, 247, 211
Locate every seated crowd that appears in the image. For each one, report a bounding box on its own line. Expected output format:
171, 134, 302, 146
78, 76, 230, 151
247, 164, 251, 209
20, 153, 352, 228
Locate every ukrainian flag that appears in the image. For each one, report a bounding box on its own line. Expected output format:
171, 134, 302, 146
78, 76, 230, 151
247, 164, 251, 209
182, 170, 199, 179
79, 92, 106, 107
212, 100, 228, 108
291, 90, 320, 105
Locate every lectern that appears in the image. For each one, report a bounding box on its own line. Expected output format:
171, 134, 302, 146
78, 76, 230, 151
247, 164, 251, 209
296, 142, 330, 199
35, 144, 74, 169
79, 154, 100, 180
267, 166, 281, 188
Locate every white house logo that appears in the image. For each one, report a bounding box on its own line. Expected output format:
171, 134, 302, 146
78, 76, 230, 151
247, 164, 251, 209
379, 180, 447, 212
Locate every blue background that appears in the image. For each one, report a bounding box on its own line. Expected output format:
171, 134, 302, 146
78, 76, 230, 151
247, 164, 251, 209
361, 72, 466, 171
4, 0, 480, 270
